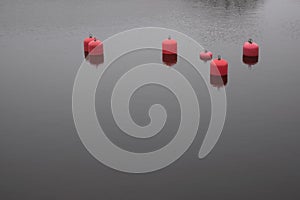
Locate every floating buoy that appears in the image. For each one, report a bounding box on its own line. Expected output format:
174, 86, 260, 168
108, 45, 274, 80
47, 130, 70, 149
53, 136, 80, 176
83, 34, 94, 57
88, 37, 103, 55
162, 53, 177, 66
200, 50, 213, 61
86, 38, 104, 66
210, 55, 228, 76
162, 36, 177, 54
243, 39, 259, 57
210, 75, 228, 88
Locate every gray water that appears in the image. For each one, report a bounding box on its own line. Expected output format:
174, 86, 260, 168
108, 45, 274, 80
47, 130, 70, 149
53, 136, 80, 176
1, 0, 300, 199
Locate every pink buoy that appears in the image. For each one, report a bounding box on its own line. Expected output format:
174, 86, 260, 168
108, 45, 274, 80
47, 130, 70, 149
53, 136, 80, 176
200, 50, 213, 61
83, 34, 94, 57
162, 36, 177, 55
88, 37, 103, 55
210, 55, 228, 76
243, 39, 259, 57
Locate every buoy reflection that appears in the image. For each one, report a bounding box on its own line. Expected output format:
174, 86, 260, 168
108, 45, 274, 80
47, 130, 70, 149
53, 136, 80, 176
86, 54, 104, 66
210, 75, 228, 88
84, 51, 89, 58
162, 53, 177, 66
243, 55, 258, 67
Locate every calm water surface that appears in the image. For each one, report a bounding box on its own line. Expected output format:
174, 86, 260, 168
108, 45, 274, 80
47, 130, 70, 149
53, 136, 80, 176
0, 0, 300, 199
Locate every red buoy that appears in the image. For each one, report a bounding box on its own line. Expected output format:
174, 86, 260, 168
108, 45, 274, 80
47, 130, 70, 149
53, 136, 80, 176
210, 55, 228, 76
88, 37, 103, 55
162, 36, 177, 55
200, 50, 213, 61
83, 34, 94, 57
243, 39, 259, 57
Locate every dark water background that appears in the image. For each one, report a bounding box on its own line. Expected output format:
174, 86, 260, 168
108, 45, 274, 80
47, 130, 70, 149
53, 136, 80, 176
1, 0, 300, 199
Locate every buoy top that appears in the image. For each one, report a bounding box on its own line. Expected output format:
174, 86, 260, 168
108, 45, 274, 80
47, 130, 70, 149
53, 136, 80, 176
210, 56, 228, 76
163, 38, 177, 46
243, 39, 259, 57
212, 56, 228, 67
163, 37, 177, 45
89, 38, 102, 46
89, 33, 93, 38
162, 36, 177, 54
88, 38, 104, 55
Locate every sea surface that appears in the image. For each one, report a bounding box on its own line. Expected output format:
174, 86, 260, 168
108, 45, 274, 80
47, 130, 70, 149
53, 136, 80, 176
1, 0, 300, 199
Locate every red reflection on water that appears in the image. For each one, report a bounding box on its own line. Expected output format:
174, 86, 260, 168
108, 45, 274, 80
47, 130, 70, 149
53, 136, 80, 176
86, 54, 104, 67
243, 55, 259, 67
162, 53, 177, 67
210, 75, 228, 88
